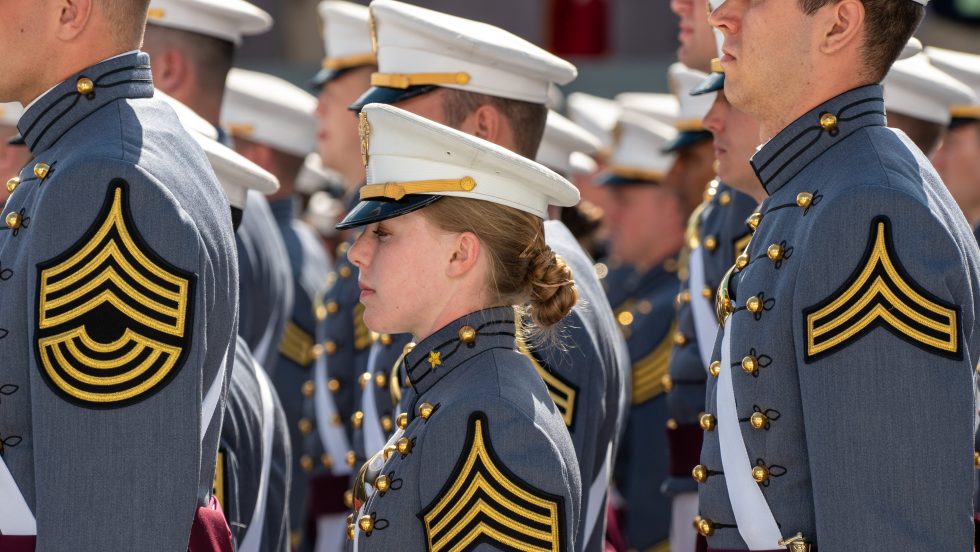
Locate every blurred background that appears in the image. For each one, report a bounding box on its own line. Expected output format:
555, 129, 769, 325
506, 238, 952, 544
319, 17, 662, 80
237, 0, 980, 97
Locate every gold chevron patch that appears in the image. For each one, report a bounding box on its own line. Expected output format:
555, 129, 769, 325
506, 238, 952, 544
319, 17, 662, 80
213, 450, 226, 508
422, 413, 565, 552
279, 320, 316, 367
518, 338, 577, 429
35, 182, 195, 407
632, 323, 675, 405
804, 217, 959, 360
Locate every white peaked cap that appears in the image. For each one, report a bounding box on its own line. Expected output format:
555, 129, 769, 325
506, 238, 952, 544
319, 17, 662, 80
605, 112, 678, 183
566, 92, 622, 152
157, 91, 278, 209
668, 63, 715, 131
537, 111, 602, 176
318, 1, 376, 70
925, 46, 980, 119
305, 190, 344, 237
296, 153, 345, 195
884, 49, 976, 125
338, 103, 579, 228
616, 92, 679, 128
222, 68, 318, 158
367, 0, 577, 103
0, 102, 24, 127
146, 0, 272, 45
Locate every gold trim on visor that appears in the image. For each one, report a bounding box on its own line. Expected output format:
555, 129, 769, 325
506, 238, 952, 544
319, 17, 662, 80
323, 52, 378, 70
147, 7, 165, 19
360, 176, 477, 201
226, 123, 256, 138
607, 165, 665, 183
951, 105, 980, 119
675, 118, 706, 132
371, 72, 471, 89
710, 58, 724, 74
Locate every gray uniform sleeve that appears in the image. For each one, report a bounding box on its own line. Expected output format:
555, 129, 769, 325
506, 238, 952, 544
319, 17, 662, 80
792, 186, 978, 550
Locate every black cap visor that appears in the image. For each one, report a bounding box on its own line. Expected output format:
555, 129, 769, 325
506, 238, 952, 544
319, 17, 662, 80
691, 72, 725, 96
662, 130, 713, 153
336, 194, 443, 230
349, 85, 439, 113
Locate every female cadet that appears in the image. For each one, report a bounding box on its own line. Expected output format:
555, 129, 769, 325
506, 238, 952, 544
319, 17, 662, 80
338, 103, 584, 551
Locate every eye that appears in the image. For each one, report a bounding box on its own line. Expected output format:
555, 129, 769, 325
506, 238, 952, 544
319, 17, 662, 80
373, 227, 390, 239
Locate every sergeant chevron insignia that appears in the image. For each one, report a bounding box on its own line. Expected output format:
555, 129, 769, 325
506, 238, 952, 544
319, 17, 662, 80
34, 181, 196, 407
632, 323, 675, 405
518, 338, 577, 429
279, 320, 316, 367
804, 216, 960, 360
421, 412, 565, 552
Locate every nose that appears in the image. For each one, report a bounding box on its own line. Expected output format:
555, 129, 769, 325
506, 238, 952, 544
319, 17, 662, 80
703, 95, 727, 136
347, 231, 368, 269
708, 0, 736, 36
670, 0, 691, 17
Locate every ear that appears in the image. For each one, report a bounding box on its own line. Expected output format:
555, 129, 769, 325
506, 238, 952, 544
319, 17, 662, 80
446, 231, 482, 279
455, 103, 503, 144
55, 0, 94, 41
154, 48, 190, 95
819, 0, 865, 56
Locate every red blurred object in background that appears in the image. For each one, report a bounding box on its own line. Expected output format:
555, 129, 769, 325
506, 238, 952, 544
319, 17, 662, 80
548, 0, 609, 57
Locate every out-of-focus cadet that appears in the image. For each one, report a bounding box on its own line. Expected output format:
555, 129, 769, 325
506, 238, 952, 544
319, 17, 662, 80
883, 41, 975, 156
698, 0, 980, 549
602, 111, 682, 552
167, 92, 293, 552
0, 102, 29, 206
223, 68, 341, 552
927, 47, 980, 239
670, 0, 719, 73
348, 2, 630, 550
0, 0, 238, 549
143, 0, 295, 372
295, 154, 344, 211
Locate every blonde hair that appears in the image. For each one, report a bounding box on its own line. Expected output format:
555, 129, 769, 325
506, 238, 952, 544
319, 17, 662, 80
421, 197, 578, 330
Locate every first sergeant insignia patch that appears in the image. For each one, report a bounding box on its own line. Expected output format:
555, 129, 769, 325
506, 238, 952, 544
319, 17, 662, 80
35, 181, 196, 407
517, 338, 577, 430
804, 216, 959, 361
421, 412, 565, 552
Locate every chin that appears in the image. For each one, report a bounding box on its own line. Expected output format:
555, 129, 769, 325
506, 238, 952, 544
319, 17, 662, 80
362, 308, 407, 336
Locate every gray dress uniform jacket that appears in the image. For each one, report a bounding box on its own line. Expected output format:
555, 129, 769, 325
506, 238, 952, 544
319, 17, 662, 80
664, 184, 756, 498
354, 333, 412, 463
697, 85, 980, 551
219, 335, 292, 552
608, 259, 679, 551
0, 52, 238, 549
348, 307, 582, 551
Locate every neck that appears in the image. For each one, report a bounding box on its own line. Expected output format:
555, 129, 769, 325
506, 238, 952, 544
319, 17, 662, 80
757, 75, 872, 140
412, 287, 491, 343
23, 44, 131, 106
268, 172, 297, 202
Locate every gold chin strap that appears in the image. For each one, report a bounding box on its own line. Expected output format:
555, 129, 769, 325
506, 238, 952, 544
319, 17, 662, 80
323, 52, 378, 70
675, 118, 707, 132
607, 165, 665, 183
710, 57, 724, 74
359, 176, 477, 201
371, 72, 471, 89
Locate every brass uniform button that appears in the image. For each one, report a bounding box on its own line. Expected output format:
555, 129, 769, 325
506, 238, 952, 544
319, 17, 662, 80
697, 517, 716, 537
703, 235, 718, 252
747, 212, 763, 231
331, 414, 343, 426
321, 454, 333, 469
344, 490, 354, 509
750, 412, 768, 429
326, 301, 339, 314
796, 192, 814, 209
677, 290, 691, 305
33, 162, 50, 180
346, 516, 355, 541
819, 113, 838, 132
380, 415, 393, 433
375, 474, 390, 493
699, 413, 716, 432
692, 464, 709, 483
735, 253, 750, 270
328, 378, 341, 393
324, 341, 338, 355
379, 333, 392, 346
383, 445, 396, 460
6, 176, 20, 193
458, 325, 477, 344
752, 464, 769, 483
673, 332, 687, 347
357, 515, 374, 535
767, 244, 785, 262
76, 77, 95, 95
311, 344, 324, 359
594, 262, 609, 279
359, 372, 371, 389
337, 241, 350, 256
661, 374, 673, 393
975, 451, 980, 469
301, 380, 315, 398
345, 451, 357, 467
718, 191, 731, 206
298, 418, 313, 434
617, 311, 634, 326
701, 287, 714, 300
741, 355, 759, 375
5, 212, 22, 230
746, 295, 763, 314
300, 455, 314, 472
709, 361, 721, 378
375, 372, 387, 388
315, 304, 327, 321
396, 413, 409, 430
339, 266, 352, 279
666, 418, 679, 430
351, 411, 364, 429
396, 437, 413, 456
419, 402, 435, 420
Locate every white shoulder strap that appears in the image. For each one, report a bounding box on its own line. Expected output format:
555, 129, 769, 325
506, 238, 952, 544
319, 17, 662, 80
361, 346, 388, 456
0, 457, 35, 535
315, 355, 353, 476
688, 246, 718, 370
238, 365, 277, 552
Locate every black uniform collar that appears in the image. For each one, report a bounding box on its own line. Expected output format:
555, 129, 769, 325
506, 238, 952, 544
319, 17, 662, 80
405, 306, 517, 396
18, 51, 153, 155
751, 84, 885, 197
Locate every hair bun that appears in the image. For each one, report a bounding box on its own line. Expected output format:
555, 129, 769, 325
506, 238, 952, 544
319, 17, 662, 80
527, 246, 578, 328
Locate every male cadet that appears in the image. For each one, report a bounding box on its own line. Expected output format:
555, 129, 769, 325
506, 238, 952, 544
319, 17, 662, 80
143, 0, 295, 372
694, 0, 980, 549
0, 0, 238, 549
168, 94, 293, 552
600, 111, 683, 552
349, 2, 631, 550
0, 102, 30, 206
882, 43, 975, 156
927, 47, 980, 240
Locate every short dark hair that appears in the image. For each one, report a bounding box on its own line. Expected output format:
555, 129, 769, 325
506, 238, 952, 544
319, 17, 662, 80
440, 89, 548, 159
798, 0, 924, 82
886, 111, 944, 154
102, 0, 153, 48
144, 26, 235, 94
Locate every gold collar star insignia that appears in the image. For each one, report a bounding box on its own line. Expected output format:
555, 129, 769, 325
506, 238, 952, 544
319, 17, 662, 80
427, 350, 442, 369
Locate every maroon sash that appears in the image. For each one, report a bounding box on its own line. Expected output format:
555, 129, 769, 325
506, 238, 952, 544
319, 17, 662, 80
0, 535, 36, 551
187, 496, 233, 552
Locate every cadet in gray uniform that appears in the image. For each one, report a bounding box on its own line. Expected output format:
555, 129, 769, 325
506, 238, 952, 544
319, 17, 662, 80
0, 103, 29, 207
341, 102, 581, 552
143, 0, 295, 372
351, 4, 629, 549
697, 0, 980, 549
0, 3, 237, 547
